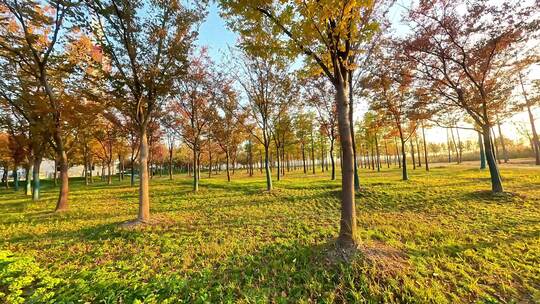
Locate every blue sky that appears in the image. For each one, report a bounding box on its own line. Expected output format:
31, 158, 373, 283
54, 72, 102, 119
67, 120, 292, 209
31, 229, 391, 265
196, 3, 238, 63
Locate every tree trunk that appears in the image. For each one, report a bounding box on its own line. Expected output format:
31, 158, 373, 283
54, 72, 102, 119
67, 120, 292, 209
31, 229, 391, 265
478, 131, 486, 169
264, 143, 272, 191
410, 140, 416, 170
13, 166, 19, 191
375, 134, 380, 172
400, 137, 408, 180
496, 118, 508, 163
226, 149, 231, 182
447, 129, 452, 163
348, 71, 360, 192
55, 149, 69, 212
310, 130, 315, 174
526, 104, 540, 165
53, 159, 58, 186
107, 163, 112, 185
138, 127, 150, 222
519, 71, 540, 165
330, 139, 336, 180
455, 127, 462, 164
482, 126, 503, 193
491, 128, 501, 164
276, 145, 281, 181
421, 121, 429, 172
395, 137, 401, 169
302, 143, 307, 174
2, 166, 8, 188
335, 80, 357, 246
25, 163, 32, 195
193, 145, 199, 191
169, 147, 173, 180
130, 159, 135, 187
415, 133, 422, 167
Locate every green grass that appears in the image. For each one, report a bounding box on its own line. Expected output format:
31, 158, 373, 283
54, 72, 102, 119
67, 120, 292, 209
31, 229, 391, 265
1, 164, 539, 303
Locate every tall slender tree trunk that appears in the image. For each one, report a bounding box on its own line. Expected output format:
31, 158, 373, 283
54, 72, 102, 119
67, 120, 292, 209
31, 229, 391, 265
138, 127, 150, 222
382, 141, 388, 168
519, 71, 540, 165
276, 145, 281, 181
107, 162, 112, 185
421, 121, 429, 172
335, 80, 357, 246
455, 127, 462, 164
226, 149, 231, 182
25, 163, 32, 195
478, 131, 486, 169
415, 133, 422, 167
130, 159, 135, 187
32, 156, 41, 201
394, 137, 401, 168
375, 134, 381, 172
193, 144, 199, 191
410, 140, 416, 170
310, 130, 315, 174
482, 126, 503, 193
330, 139, 336, 180
491, 128, 501, 164
13, 166, 18, 191
168, 147, 173, 180
496, 118, 508, 163
348, 73, 360, 192
450, 127, 459, 164
447, 129, 452, 163
264, 142, 272, 191
55, 149, 69, 212
53, 159, 58, 186
302, 143, 307, 174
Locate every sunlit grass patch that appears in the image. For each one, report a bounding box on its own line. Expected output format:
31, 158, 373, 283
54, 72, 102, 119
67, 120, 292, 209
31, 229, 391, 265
0, 166, 539, 303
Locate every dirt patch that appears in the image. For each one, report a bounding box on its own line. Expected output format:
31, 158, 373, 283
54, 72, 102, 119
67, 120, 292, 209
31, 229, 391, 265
360, 241, 410, 277
118, 213, 177, 230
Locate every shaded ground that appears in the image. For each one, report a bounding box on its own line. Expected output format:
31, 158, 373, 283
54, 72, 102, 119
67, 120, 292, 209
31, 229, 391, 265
0, 165, 539, 303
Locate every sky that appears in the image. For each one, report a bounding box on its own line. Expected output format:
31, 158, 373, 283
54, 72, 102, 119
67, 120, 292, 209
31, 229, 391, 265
196, 3, 540, 145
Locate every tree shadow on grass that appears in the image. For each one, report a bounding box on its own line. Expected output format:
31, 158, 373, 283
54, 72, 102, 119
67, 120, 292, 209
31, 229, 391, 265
62, 240, 406, 303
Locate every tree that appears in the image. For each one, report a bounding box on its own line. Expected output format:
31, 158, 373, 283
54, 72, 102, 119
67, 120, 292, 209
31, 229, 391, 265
85, 0, 202, 223
305, 76, 338, 180
0, 0, 83, 210
220, 0, 383, 246
369, 53, 418, 181
167, 50, 214, 191
233, 51, 288, 192
402, 0, 538, 192
209, 76, 245, 182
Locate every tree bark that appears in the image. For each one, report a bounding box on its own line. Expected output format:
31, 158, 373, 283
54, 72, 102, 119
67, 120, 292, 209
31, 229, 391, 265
264, 143, 272, 191
348, 71, 360, 192
25, 163, 32, 195
13, 166, 19, 191
496, 118, 508, 163
375, 133, 381, 172
482, 126, 504, 193
335, 79, 357, 246
138, 127, 150, 222
54, 149, 69, 212
302, 143, 307, 174
193, 144, 199, 191
310, 129, 315, 174
478, 131, 486, 169
330, 139, 336, 180
410, 140, 416, 170
415, 133, 422, 167
421, 121, 429, 172
226, 148, 231, 182
491, 128, 501, 165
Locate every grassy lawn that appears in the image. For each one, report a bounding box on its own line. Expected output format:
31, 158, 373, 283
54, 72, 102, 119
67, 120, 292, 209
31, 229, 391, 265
1, 165, 539, 303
